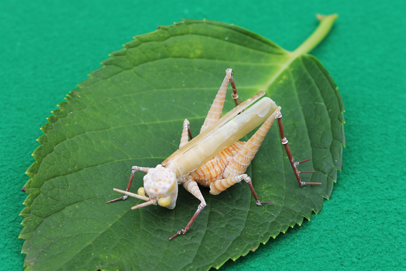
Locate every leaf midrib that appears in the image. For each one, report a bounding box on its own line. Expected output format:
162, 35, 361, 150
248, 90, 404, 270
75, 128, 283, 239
261, 51, 301, 91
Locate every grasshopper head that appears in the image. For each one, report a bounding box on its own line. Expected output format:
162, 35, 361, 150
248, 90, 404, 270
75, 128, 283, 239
143, 165, 178, 209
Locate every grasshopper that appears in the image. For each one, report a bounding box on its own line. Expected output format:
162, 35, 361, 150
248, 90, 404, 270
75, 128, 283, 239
108, 68, 320, 240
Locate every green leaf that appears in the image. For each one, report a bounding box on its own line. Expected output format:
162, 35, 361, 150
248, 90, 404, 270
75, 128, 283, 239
20, 15, 344, 271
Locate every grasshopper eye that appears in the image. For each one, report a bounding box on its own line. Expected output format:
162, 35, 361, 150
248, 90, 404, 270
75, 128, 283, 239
158, 196, 171, 207
137, 187, 146, 197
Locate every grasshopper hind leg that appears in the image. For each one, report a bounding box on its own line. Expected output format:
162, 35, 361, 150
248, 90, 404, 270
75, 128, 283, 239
276, 113, 320, 186
209, 174, 273, 206
200, 68, 238, 133
179, 119, 192, 148
215, 109, 281, 205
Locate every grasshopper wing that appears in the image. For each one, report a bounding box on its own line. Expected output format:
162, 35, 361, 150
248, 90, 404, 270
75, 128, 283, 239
163, 91, 278, 178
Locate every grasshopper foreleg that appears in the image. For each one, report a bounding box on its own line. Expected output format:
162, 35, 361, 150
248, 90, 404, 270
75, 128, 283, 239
107, 166, 152, 203
169, 177, 207, 240
276, 112, 320, 186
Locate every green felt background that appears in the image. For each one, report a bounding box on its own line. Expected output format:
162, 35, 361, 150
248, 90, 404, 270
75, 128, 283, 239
1, 0, 405, 270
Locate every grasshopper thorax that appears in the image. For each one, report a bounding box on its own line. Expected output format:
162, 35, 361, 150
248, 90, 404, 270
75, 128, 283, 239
143, 165, 178, 209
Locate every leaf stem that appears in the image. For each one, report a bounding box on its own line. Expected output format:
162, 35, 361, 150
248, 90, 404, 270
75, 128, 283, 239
292, 14, 338, 56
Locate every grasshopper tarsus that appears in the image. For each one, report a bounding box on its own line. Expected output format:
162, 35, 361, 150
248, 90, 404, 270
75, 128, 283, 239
169, 230, 184, 241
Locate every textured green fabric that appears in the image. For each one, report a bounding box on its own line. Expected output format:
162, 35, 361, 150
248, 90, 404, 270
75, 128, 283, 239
1, 0, 405, 270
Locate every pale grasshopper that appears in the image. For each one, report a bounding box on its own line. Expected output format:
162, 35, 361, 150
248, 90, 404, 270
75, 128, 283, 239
108, 68, 320, 240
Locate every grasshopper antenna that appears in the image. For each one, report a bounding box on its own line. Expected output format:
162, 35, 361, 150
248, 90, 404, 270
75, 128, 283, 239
131, 200, 156, 210
112, 188, 150, 201
112, 188, 156, 210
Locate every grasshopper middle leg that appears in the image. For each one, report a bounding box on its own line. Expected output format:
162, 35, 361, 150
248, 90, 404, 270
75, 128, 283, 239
169, 177, 207, 240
